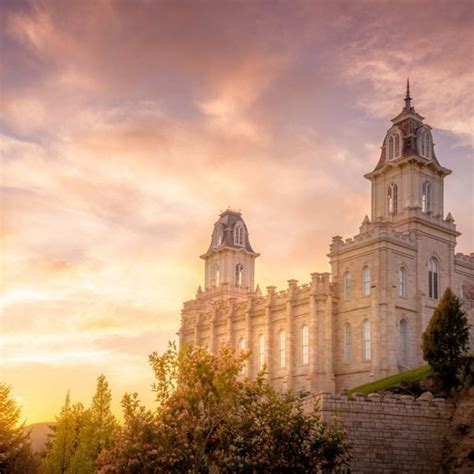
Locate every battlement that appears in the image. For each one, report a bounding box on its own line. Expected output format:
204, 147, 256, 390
330, 219, 417, 254
455, 252, 474, 268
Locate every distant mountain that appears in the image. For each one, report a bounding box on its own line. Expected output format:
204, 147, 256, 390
25, 422, 54, 453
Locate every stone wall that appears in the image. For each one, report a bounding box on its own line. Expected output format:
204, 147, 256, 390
304, 391, 454, 473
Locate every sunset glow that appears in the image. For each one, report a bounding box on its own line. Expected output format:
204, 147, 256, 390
1, 0, 473, 423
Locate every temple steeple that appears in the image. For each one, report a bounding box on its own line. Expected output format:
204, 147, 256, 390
403, 78, 413, 113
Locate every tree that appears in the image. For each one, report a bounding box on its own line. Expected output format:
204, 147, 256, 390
42, 393, 86, 473
0, 381, 37, 474
42, 376, 117, 474
97, 343, 350, 473
422, 288, 470, 389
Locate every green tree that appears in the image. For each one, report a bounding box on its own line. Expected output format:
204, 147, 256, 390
42, 393, 86, 473
0, 381, 37, 473
42, 376, 117, 474
97, 343, 350, 473
422, 288, 470, 388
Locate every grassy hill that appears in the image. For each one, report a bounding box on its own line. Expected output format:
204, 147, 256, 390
348, 365, 432, 396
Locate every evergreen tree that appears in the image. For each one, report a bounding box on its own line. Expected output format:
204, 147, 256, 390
0, 381, 36, 474
422, 288, 470, 388
42, 376, 117, 474
42, 393, 86, 474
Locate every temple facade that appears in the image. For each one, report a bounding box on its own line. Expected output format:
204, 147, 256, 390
179, 85, 474, 393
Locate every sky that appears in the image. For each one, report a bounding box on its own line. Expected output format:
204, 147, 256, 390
1, 0, 473, 424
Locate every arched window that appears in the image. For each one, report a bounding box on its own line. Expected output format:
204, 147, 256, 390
399, 267, 407, 298
343, 272, 352, 301
257, 334, 265, 370
388, 135, 394, 160
399, 318, 409, 367
462, 285, 471, 312
235, 263, 243, 288
421, 181, 432, 213
238, 337, 246, 351
234, 224, 244, 246
362, 319, 371, 361
394, 134, 400, 157
278, 330, 286, 369
418, 131, 432, 159
428, 258, 439, 299
387, 183, 398, 215
387, 132, 401, 160
301, 325, 309, 365
212, 263, 220, 287
213, 225, 223, 247
344, 323, 352, 363
361, 266, 370, 296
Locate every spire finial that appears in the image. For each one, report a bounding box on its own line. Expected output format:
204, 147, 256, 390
404, 77, 412, 112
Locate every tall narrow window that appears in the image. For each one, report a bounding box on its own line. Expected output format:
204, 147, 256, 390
421, 181, 432, 213
361, 266, 370, 296
462, 285, 471, 312
343, 272, 352, 301
394, 134, 400, 157
399, 267, 407, 298
428, 258, 439, 299
388, 135, 394, 160
344, 323, 352, 363
399, 318, 409, 367
362, 319, 371, 361
279, 330, 286, 369
301, 325, 309, 365
387, 183, 398, 215
213, 225, 223, 247
238, 337, 246, 351
235, 263, 243, 288
212, 263, 220, 287
419, 132, 432, 159
234, 224, 244, 246
257, 334, 265, 370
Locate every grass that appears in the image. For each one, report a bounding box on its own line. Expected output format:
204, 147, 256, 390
347, 365, 432, 396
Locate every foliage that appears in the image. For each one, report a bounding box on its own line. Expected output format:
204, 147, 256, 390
0, 381, 37, 473
348, 365, 432, 396
42, 375, 118, 474
422, 288, 471, 389
98, 343, 350, 473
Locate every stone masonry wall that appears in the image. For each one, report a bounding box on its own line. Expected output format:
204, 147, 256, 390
304, 391, 454, 473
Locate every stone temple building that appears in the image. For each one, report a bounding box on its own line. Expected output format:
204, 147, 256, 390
179, 84, 474, 393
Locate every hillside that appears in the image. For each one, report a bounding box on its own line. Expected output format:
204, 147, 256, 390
25, 422, 54, 453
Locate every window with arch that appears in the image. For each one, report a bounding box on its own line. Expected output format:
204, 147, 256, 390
399, 318, 409, 367
238, 337, 246, 351
418, 131, 432, 159
235, 263, 243, 288
462, 285, 472, 312
301, 325, 309, 365
399, 267, 407, 298
428, 258, 439, 299
212, 263, 220, 287
213, 225, 223, 247
234, 224, 244, 246
361, 266, 371, 296
421, 181, 432, 213
387, 132, 401, 160
278, 330, 286, 369
362, 319, 371, 361
257, 334, 265, 370
387, 183, 398, 215
343, 272, 352, 301
344, 323, 352, 363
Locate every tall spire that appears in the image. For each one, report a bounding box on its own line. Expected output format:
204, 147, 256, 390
404, 77, 412, 112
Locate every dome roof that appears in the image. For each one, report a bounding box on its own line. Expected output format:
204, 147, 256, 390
203, 209, 257, 255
